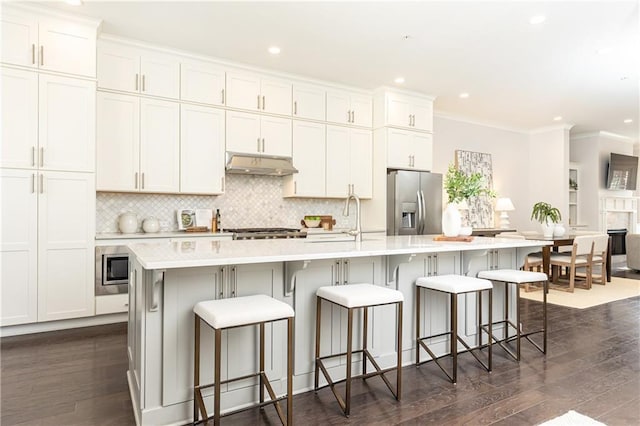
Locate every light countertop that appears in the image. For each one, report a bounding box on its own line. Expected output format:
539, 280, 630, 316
96, 231, 234, 240
128, 235, 551, 270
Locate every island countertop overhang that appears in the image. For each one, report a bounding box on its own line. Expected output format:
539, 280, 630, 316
127, 235, 551, 270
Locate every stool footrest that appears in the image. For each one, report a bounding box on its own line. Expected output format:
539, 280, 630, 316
193, 394, 288, 425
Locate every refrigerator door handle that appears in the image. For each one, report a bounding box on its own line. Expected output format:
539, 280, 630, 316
419, 190, 427, 234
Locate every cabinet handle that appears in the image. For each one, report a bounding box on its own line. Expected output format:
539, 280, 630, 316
257, 95, 261, 110
221, 176, 225, 192
352, 110, 355, 123
231, 266, 237, 297
135, 74, 139, 91
347, 110, 351, 123
39, 173, 43, 194
219, 267, 225, 298
262, 95, 266, 110
262, 138, 265, 152
434, 254, 438, 275
31, 44, 35, 65
134, 172, 138, 189
294, 101, 297, 115
257, 138, 261, 152
221, 89, 225, 104
141, 172, 145, 189
335, 260, 341, 285
142, 75, 146, 92
40, 46, 43, 66
294, 181, 297, 194
343, 260, 349, 285
39, 147, 44, 167
31, 173, 36, 193
32, 147, 36, 167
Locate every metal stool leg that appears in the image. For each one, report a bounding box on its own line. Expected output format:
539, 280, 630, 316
314, 297, 322, 391
287, 317, 294, 425
396, 301, 403, 400
515, 282, 522, 360
345, 307, 354, 416
214, 328, 222, 426
193, 316, 200, 424
451, 293, 458, 384
415, 286, 421, 365
363, 306, 368, 376
260, 322, 265, 405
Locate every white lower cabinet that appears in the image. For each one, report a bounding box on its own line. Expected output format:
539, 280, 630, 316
0, 169, 95, 326
95, 293, 129, 315
158, 262, 287, 410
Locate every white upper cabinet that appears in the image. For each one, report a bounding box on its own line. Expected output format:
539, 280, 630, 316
180, 59, 226, 106
292, 83, 326, 121
227, 71, 292, 115
374, 90, 434, 132
98, 39, 180, 99
180, 104, 225, 194
1, 6, 97, 77
386, 128, 433, 171
226, 111, 292, 157
283, 120, 326, 197
326, 89, 372, 127
1, 68, 95, 172
326, 125, 372, 198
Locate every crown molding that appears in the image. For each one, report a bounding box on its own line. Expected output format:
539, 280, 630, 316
433, 111, 529, 134
529, 123, 575, 134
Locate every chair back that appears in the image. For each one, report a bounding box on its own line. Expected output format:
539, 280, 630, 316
593, 234, 609, 255
573, 235, 595, 257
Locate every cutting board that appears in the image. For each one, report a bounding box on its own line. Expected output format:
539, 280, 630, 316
433, 235, 475, 242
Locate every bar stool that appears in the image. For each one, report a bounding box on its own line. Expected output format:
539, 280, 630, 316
193, 294, 294, 425
416, 275, 493, 384
315, 283, 403, 417
477, 269, 548, 360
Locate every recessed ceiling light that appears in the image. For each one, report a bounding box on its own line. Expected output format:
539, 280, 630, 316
529, 15, 546, 25
267, 46, 281, 55
394, 77, 405, 84
459, 92, 469, 99
624, 119, 633, 124
553, 116, 563, 121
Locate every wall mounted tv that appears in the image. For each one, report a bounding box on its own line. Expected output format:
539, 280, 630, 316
606, 153, 639, 190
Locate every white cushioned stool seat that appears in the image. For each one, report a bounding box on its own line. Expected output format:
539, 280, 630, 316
416, 274, 492, 294
194, 294, 294, 329
477, 269, 548, 284
316, 283, 403, 308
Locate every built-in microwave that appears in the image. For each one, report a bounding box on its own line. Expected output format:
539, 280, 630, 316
95, 246, 129, 295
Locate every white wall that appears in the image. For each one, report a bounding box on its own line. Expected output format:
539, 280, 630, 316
432, 115, 531, 230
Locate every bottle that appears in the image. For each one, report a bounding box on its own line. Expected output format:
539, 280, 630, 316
211, 214, 218, 233
215, 209, 221, 232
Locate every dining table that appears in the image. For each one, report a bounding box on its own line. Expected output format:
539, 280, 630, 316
521, 233, 612, 283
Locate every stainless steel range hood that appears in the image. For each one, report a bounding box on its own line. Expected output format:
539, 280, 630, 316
225, 152, 298, 176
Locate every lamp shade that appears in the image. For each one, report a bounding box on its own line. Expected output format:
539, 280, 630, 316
495, 198, 515, 212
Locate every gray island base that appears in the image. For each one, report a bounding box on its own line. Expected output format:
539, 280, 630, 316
126, 235, 548, 425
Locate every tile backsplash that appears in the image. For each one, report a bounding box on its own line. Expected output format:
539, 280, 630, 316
97, 174, 351, 233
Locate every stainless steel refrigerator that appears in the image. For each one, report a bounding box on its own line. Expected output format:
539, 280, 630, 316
387, 170, 443, 235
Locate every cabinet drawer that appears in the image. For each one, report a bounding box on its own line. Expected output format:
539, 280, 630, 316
96, 294, 129, 315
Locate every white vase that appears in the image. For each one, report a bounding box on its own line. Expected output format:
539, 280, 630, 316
442, 204, 462, 237
541, 220, 554, 238
553, 223, 566, 237
118, 212, 138, 234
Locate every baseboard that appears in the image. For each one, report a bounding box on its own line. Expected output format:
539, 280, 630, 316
0, 313, 127, 337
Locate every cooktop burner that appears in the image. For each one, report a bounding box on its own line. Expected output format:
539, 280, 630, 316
225, 228, 307, 240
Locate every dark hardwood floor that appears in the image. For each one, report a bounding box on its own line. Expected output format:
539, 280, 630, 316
2, 295, 639, 425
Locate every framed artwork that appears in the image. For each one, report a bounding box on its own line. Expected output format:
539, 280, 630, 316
455, 150, 494, 228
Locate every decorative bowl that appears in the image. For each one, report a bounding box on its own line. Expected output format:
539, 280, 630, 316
303, 219, 321, 228
459, 226, 473, 236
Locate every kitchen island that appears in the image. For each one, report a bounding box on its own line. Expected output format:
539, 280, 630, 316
126, 235, 548, 425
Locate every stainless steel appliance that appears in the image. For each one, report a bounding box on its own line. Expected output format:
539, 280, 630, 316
387, 170, 443, 235
226, 228, 307, 240
95, 246, 129, 295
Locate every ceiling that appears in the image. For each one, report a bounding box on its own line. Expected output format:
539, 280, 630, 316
37, 0, 639, 141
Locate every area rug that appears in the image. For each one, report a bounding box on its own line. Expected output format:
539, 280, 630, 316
520, 276, 640, 309
538, 410, 605, 425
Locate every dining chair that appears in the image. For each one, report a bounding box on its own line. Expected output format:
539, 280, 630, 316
590, 234, 609, 285
549, 235, 595, 292
495, 233, 544, 290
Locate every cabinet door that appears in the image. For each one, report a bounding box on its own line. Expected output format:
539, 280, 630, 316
180, 104, 225, 194
96, 92, 140, 191
349, 93, 373, 127
38, 17, 97, 77
411, 132, 433, 171
1, 9, 38, 68
325, 125, 351, 197
411, 99, 433, 132
0, 169, 38, 326
38, 171, 95, 321
387, 94, 412, 128
180, 60, 225, 106
140, 98, 180, 193
326, 90, 350, 125
386, 128, 414, 169
39, 74, 96, 172
261, 77, 291, 115
290, 121, 325, 196
349, 129, 373, 198
226, 71, 261, 111
140, 52, 180, 99
261, 116, 292, 157
226, 110, 261, 154
1, 67, 38, 169
293, 83, 325, 121
97, 41, 140, 93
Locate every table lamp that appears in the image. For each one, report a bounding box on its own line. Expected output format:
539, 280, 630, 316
495, 198, 515, 229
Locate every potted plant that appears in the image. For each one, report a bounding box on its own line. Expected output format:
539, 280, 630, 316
442, 164, 495, 236
530, 201, 562, 237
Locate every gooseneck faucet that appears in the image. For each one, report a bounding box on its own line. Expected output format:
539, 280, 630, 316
343, 192, 362, 242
